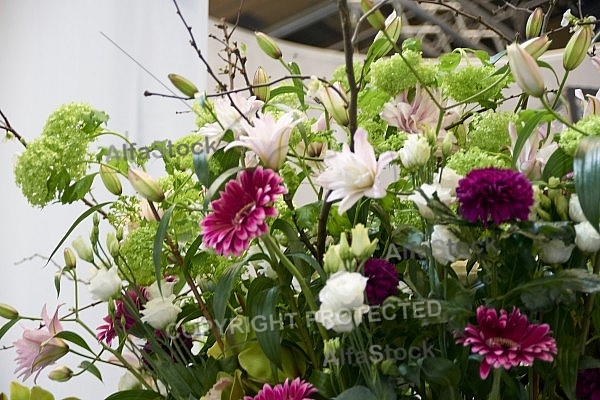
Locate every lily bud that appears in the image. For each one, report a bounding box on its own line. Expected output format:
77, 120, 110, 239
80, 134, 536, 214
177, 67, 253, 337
0, 303, 19, 320
128, 168, 165, 202
255, 32, 282, 59
563, 26, 593, 71
319, 82, 349, 126
522, 36, 551, 59
442, 132, 456, 157
252, 66, 270, 102
373, 11, 402, 57
526, 8, 544, 39
48, 366, 74, 382
361, 0, 386, 31
168, 73, 198, 98
100, 165, 122, 195
72, 236, 94, 263
32, 338, 69, 371
507, 42, 545, 97
63, 248, 77, 269
585, 94, 600, 116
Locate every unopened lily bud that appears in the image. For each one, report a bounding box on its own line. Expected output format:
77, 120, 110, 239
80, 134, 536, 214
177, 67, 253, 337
373, 11, 402, 57
255, 32, 282, 59
522, 36, 552, 59
319, 82, 349, 126
252, 67, 270, 102
563, 25, 593, 71
361, 0, 386, 31
48, 366, 74, 382
72, 236, 94, 263
539, 193, 552, 210
33, 338, 69, 370
128, 168, 165, 202
63, 248, 77, 269
507, 42, 545, 97
526, 8, 544, 39
197, 276, 215, 292
0, 303, 19, 320
168, 73, 198, 98
100, 165, 122, 195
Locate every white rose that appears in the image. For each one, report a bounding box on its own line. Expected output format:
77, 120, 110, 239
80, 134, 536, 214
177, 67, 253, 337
433, 168, 462, 195
146, 280, 177, 300
430, 225, 469, 265
399, 135, 430, 169
89, 266, 122, 301
140, 294, 181, 329
575, 221, 600, 253
315, 271, 369, 333
537, 239, 575, 264
569, 194, 587, 223
408, 183, 453, 221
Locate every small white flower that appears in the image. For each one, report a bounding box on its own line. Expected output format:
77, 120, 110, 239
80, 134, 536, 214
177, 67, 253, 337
399, 135, 431, 169
315, 271, 369, 333
200, 93, 263, 138
537, 239, 575, 264
88, 266, 122, 301
72, 236, 94, 263
315, 128, 397, 214
561, 9, 574, 28
430, 225, 469, 265
140, 294, 182, 329
408, 183, 453, 220
575, 221, 600, 253
569, 194, 588, 223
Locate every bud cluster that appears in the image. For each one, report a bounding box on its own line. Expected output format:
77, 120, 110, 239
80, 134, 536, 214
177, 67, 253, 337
324, 224, 378, 274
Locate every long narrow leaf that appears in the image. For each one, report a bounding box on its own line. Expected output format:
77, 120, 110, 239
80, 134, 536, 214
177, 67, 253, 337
213, 260, 247, 325
153, 205, 175, 294
512, 111, 552, 166
574, 137, 600, 232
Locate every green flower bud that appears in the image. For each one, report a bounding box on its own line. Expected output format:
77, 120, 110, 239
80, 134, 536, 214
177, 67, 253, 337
63, 248, 77, 269
361, 0, 386, 31
48, 366, 74, 382
106, 232, 120, 258
128, 168, 165, 203
255, 32, 282, 59
522, 36, 551, 59
168, 73, 199, 98
324, 245, 343, 274
554, 194, 569, 220
100, 165, 122, 195
351, 224, 378, 261
0, 303, 19, 320
72, 236, 94, 263
537, 208, 552, 221
252, 66, 270, 102
338, 232, 352, 260
526, 8, 544, 39
380, 358, 399, 376
540, 193, 552, 209
442, 132, 456, 157
116, 227, 124, 241
563, 25, 593, 71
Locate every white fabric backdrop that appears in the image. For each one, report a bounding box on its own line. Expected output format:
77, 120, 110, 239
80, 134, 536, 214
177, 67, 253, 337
0, 1, 207, 398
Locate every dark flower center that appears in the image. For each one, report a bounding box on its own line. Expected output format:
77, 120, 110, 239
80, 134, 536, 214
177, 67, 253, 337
233, 201, 256, 225
486, 337, 521, 350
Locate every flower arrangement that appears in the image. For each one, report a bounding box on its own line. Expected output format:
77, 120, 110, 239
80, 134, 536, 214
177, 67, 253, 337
3, 1, 600, 399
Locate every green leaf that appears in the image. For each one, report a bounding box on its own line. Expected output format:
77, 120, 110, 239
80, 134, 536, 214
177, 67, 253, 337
421, 357, 460, 386
0, 319, 18, 342
438, 52, 461, 71
248, 278, 282, 368
60, 174, 96, 204
213, 260, 247, 325
334, 386, 378, 400
543, 147, 573, 181
192, 151, 210, 188
270, 85, 304, 100
104, 390, 161, 400
46, 202, 112, 266
288, 252, 325, 279
512, 110, 553, 167
204, 166, 241, 211
153, 205, 175, 294
183, 234, 204, 270
54, 331, 94, 354
556, 336, 579, 400
78, 361, 103, 382
574, 137, 600, 231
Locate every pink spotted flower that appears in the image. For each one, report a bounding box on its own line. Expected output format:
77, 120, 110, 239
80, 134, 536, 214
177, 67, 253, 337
455, 306, 557, 379
201, 167, 287, 257
244, 378, 317, 400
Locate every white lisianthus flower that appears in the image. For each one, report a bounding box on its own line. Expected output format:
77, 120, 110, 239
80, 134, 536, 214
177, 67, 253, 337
569, 194, 588, 223
537, 239, 575, 264
399, 135, 431, 169
140, 294, 182, 330
118, 371, 142, 391
227, 112, 300, 170
89, 266, 122, 301
315, 128, 397, 214
315, 271, 369, 333
146, 279, 177, 300
575, 221, 600, 253
433, 168, 462, 195
408, 183, 453, 220
430, 225, 469, 265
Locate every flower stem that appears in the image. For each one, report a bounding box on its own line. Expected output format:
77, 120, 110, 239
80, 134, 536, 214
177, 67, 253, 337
488, 368, 502, 400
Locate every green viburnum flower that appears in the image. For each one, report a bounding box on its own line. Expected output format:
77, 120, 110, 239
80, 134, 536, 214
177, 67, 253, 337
119, 223, 159, 286
446, 146, 511, 175
14, 103, 108, 207
192, 99, 216, 130
442, 64, 510, 104
369, 51, 437, 97
559, 115, 600, 156
467, 110, 516, 152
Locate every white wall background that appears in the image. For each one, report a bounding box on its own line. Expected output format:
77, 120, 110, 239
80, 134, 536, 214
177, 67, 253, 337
0, 1, 207, 398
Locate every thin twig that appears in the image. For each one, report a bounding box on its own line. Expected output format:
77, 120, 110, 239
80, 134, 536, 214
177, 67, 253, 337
338, 0, 359, 149
351, 0, 390, 45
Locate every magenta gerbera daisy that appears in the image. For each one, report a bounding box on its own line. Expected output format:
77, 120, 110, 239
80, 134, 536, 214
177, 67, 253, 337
456, 167, 533, 226
363, 258, 399, 305
201, 167, 287, 257
243, 378, 317, 400
455, 305, 557, 379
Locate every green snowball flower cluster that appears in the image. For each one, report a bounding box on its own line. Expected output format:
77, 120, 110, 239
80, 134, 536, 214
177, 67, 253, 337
446, 146, 511, 175
192, 99, 216, 130
467, 110, 515, 152
119, 223, 159, 286
370, 51, 437, 97
559, 115, 600, 156
442, 64, 509, 104
14, 103, 108, 207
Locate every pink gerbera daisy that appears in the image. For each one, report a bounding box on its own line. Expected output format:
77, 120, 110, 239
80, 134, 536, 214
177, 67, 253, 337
201, 167, 287, 257
243, 378, 317, 400
455, 305, 557, 379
